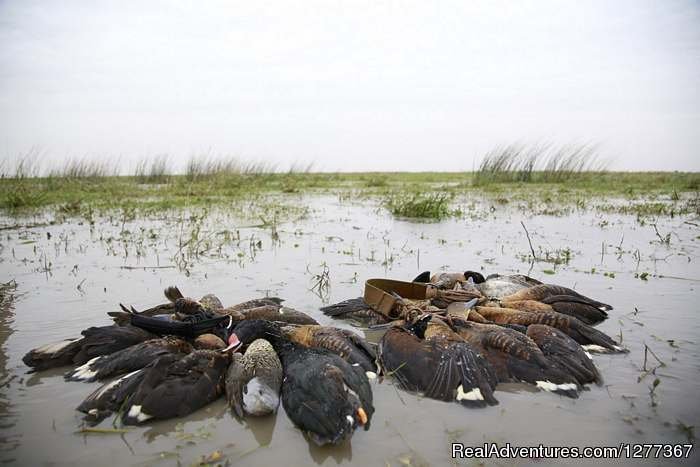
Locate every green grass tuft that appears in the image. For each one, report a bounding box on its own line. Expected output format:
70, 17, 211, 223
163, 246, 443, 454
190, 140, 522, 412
384, 191, 453, 219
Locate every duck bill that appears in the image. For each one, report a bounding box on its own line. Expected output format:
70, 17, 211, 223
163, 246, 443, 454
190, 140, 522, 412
356, 407, 368, 426
221, 333, 242, 353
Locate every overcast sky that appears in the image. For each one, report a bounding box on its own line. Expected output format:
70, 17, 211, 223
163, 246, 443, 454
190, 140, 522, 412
0, 0, 698, 172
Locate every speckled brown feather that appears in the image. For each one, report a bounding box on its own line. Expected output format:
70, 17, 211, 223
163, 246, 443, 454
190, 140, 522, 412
225, 339, 282, 418
282, 325, 376, 372
242, 305, 318, 325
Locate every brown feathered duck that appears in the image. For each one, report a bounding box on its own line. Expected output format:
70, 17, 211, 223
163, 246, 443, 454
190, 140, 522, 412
446, 317, 590, 395
107, 286, 228, 325
420, 270, 612, 325
377, 314, 499, 407
225, 338, 283, 418
280, 324, 377, 377
225, 319, 374, 446
470, 305, 626, 353
319, 298, 390, 325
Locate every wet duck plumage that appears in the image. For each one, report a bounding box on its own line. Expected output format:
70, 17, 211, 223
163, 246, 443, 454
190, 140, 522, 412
225, 338, 283, 418
65, 336, 193, 382
229, 320, 374, 446
525, 324, 602, 386
448, 318, 581, 397
320, 297, 390, 325
463, 271, 542, 299
22, 324, 157, 371
243, 305, 318, 325
377, 315, 498, 407
122, 350, 230, 424
472, 305, 625, 353
498, 284, 611, 325
281, 324, 377, 375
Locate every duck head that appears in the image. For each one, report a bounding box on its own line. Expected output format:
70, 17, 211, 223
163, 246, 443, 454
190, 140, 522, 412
405, 313, 432, 339
221, 319, 281, 353
463, 271, 486, 284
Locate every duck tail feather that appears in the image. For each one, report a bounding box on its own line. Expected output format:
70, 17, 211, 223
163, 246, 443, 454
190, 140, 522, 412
571, 321, 628, 353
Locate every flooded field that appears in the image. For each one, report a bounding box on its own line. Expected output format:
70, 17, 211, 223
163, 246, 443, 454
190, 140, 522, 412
1, 193, 698, 466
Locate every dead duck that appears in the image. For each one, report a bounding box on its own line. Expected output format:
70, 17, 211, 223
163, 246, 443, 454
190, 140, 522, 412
219, 297, 285, 314
472, 305, 626, 353
122, 350, 230, 424
462, 271, 542, 298
320, 298, 390, 325
377, 314, 498, 407
22, 324, 157, 371
225, 338, 283, 418
77, 364, 155, 424
107, 286, 222, 325
496, 284, 611, 325
280, 324, 377, 377
239, 305, 319, 325
65, 336, 193, 382
447, 318, 581, 397
76, 336, 227, 424
227, 320, 374, 446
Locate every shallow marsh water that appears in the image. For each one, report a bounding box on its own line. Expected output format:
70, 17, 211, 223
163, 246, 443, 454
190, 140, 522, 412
0, 193, 698, 466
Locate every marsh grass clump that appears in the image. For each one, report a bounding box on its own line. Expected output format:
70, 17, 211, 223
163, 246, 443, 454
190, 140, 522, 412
134, 155, 171, 184
385, 191, 453, 219
51, 157, 120, 179
185, 154, 276, 181
0, 150, 48, 209
474, 142, 606, 185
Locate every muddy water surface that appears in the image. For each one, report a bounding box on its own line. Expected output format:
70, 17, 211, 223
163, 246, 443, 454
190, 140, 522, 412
1, 194, 698, 466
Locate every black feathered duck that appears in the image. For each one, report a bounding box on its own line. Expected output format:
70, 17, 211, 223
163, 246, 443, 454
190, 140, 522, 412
377, 313, 499, 407
223, 319, 374, 446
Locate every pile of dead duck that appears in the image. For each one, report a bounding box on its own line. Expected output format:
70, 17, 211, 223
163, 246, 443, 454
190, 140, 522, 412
23, 270, 627, 446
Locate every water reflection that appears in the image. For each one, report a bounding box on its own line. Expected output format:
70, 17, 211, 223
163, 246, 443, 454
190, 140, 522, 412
0, 281, 20, 457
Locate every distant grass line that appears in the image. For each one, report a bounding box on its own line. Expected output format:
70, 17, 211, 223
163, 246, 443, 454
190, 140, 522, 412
0, 150, 698, 213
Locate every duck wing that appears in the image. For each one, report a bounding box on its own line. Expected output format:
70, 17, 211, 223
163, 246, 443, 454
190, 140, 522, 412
540, 295, 609, 325
122, 350, 229, 424
225, 353, 251, 419
65, 337, 192, 382
425, 341, 499, 406
243, 305, 318, 325
75, 325, 158, 365
22, 338, 84, 370
320, 297, 368, 317
378, 327, 498, 406
526, 324, 602, 385
76, 367, 148, 424
475, 306, 626, 353
227, 297, 284, 311
504, 284, 612, 317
